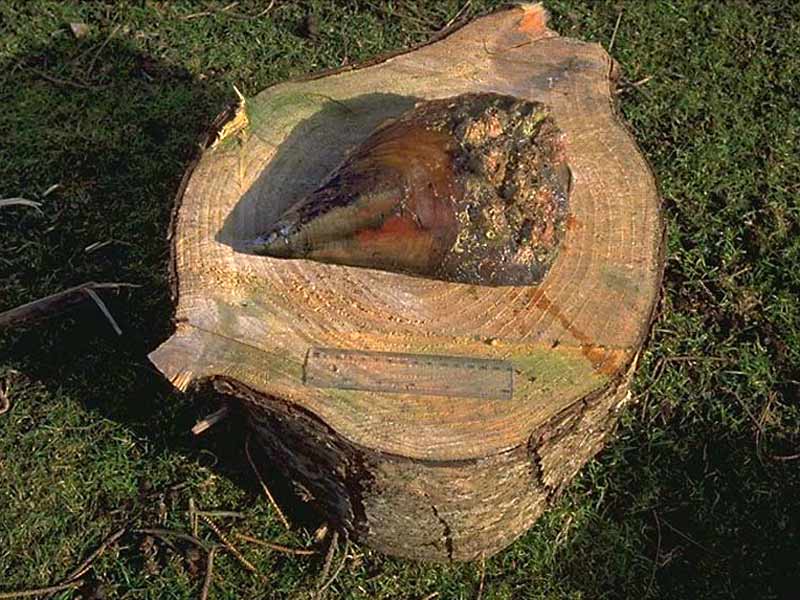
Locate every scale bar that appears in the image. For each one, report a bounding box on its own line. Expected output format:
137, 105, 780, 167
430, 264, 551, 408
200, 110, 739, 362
304, 347, 513, 400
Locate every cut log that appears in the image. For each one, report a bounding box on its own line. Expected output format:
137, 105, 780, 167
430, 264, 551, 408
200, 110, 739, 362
149, 4, 664, 561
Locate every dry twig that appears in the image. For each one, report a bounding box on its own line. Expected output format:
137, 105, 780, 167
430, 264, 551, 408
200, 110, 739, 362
316, 529, 338, 591
235, 533, 316, 556
55, 526, 127, 589
196, 510, 245, 520
192, 405, 231, 435
199, 546, 217, 600
30, 68, 105, 90
189, 497, 199, 537
0, 580, 83, 599
245, 433, 290, 529
181, 1, 241, 20
135, 528, 208, 550
315, 534, 349, 600
198, 513, 262, 579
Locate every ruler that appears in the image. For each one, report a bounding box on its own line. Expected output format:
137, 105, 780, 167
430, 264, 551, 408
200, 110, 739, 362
304, 347, 513, 400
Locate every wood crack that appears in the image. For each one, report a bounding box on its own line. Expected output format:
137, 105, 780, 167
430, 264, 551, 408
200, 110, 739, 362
429, 502, 454, 561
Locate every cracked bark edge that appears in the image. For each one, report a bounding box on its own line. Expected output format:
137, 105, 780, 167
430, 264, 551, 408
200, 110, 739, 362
212, 374, 634, 561
528, 356, 638, 502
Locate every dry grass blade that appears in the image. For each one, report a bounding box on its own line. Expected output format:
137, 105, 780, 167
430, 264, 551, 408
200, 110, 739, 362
770, 452, 800, 461
0, 580, 83, 599
30, 68, 105, 90
85, 24, 121, 77
235, 533, 317, 556
83, 287, 122, 335
41, 183, 61, 197
245, 433, 290, 529
195, 510, 245, 520
444, 0, 471, 30
608, 9, 623, 52
0, 282, 137, 330
0, 198, 42, 211
475, 553, 486, 600
199, 546, 217, 600
647, 510, 662, 596
181, 1, 239, 20
0, 383, 9, 416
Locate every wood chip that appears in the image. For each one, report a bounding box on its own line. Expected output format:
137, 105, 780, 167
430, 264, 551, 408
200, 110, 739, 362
70, 22, 90, 39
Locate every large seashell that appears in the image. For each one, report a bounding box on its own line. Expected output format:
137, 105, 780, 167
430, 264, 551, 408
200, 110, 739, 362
246, 93, 571, 286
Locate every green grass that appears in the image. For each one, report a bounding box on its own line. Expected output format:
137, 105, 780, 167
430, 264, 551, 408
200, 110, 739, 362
1, 1, 798, 598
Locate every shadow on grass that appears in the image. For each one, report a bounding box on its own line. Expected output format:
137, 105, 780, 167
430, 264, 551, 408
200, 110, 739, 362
0, 35, 319, 530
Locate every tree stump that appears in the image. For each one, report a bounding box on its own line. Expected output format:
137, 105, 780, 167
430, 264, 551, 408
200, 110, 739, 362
149, 4, 664, 561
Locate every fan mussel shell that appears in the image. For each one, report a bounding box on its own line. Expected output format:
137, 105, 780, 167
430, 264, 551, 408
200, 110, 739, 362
247, 92, 571, 286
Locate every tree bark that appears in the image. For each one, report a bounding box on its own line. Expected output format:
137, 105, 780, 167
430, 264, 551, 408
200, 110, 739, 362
149, 3, 665, 560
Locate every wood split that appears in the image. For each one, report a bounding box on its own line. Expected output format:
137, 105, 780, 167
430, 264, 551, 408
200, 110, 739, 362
210, 86, 248, 149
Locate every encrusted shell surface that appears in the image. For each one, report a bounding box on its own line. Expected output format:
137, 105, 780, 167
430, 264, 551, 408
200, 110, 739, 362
247, 92, 571, 286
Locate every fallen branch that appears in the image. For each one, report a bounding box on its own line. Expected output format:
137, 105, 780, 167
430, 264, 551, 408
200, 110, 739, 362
0, 282, 137, 331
